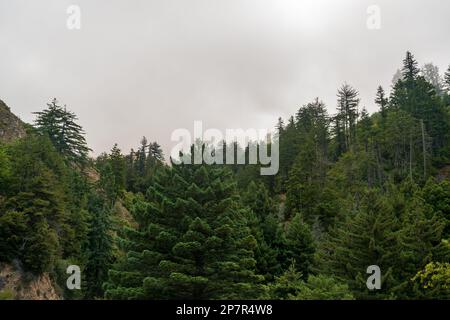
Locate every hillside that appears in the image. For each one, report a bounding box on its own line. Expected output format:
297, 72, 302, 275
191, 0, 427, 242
0, 99, 26, 143
0, 263, 61, 300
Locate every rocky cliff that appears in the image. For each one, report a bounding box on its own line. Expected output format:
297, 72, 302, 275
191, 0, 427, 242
0, 99, 27, 143
0, 263, 61, 300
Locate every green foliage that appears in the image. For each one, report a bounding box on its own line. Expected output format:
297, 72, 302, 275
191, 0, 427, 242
284, 213, 315, 277
105, 165, 264, 299
335, 84, 359, 154
0, 134, 91, 276
0, 144, 11, 192
268, 262, 304, 299
290, 275, 354, 300
412, 262, 450, 299
315, 189, 400, 299
242, 181, 282, 281
422, 178, 450, 238
0, 289, 15, 300
83, 191, 114, 299
33, 98, 91, 164
445, 65, 450, 93
269, 263, 354, 300
123, 137, 165, 193
1, 50, 449, 300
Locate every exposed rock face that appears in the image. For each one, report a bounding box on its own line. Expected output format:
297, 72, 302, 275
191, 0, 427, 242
0, 99, 26, 143
0, 263, 61, 300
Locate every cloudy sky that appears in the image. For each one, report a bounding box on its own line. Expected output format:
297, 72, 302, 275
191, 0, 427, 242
1, 0, 449, 156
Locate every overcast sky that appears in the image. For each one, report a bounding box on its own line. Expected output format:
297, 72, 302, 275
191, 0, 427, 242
1, 0, 449, 156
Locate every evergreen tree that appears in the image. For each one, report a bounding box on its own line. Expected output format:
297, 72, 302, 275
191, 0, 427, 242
1, 173, 62, 273
390, 54, 449, 166
136, 136, 148, 176
0, 145, 11, 194
445, 65, 450, 93
285, 99, 331, 222
148, 142, 164, 163
316, 190, 400, 299
375, 86, 388, 122
109, 144, 126, 195
392, 184, 448, 298
422, 178, 450, 238
242, 181, 282, 281
269, 262, 354, 300
83, 192, 114, 299
336, 84, 360, 153
34, 99, 91, 163
284, 213, 315, 277
402, 51, 420, 82
290, 274, 354, 300
104, 165, 264, 299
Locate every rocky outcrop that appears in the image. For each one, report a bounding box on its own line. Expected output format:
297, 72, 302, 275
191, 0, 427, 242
0, 263, 61, 300
0, 99, 27, 143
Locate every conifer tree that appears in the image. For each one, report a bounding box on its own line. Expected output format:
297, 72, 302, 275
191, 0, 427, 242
336, 84, 360, 152
84, 192, 114, 299
390, 54, 449, 165
148, 142, 164, 163
104, 165, 264, 299
34, 99, 91, 163
393, 187, 448, 298
375, 86, 388, 122
316, 190, 400, 299
284, 213, 315, 277
109, 143, 126, 194
0, 146, 11, 194
242, 181, 282, 281
445, 65, 450, 93
402, 51, 420, 82
275, 117, 284, 138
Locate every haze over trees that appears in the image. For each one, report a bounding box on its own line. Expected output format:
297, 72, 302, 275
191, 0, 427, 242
0, 51, 449, 300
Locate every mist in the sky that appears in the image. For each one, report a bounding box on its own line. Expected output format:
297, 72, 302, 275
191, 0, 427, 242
1, 0, 449, 155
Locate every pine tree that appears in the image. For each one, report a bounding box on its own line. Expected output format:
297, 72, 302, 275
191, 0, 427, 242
290, 274, 354, 300
134, 140, 146, 176
109, 144, 126, 194
316, 190, 400, 299
275, 117, 284, 139
402, 51, 420, 82
148, 142, 164, 163
268, 262, 304, 299
375, 86, 388, 122
285, 99, 331, 222
445, 65, 450, 93
277, 116, 299, 188
104, 165, 264, 299
336, 84, 360, 152
34, 99, 91, 163
2, 174, 63, 273
331, 113, 346, 159
392, 184, 448, 298
284, 213, 315, 277
84, 192, 113, 299
0, 145, 11, 194
242, 181, 282, 281
422, 178, 450, 238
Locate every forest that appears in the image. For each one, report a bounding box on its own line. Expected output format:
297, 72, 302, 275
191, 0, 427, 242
0, 51, 449, 300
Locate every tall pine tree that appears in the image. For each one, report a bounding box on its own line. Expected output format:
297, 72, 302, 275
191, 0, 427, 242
104, 164, 264, 299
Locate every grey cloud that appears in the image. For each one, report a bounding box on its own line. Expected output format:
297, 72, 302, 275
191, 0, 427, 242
1, 0, 449, 156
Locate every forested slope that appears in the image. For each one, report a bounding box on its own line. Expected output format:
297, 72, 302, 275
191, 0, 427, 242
0, 52, 449, 300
